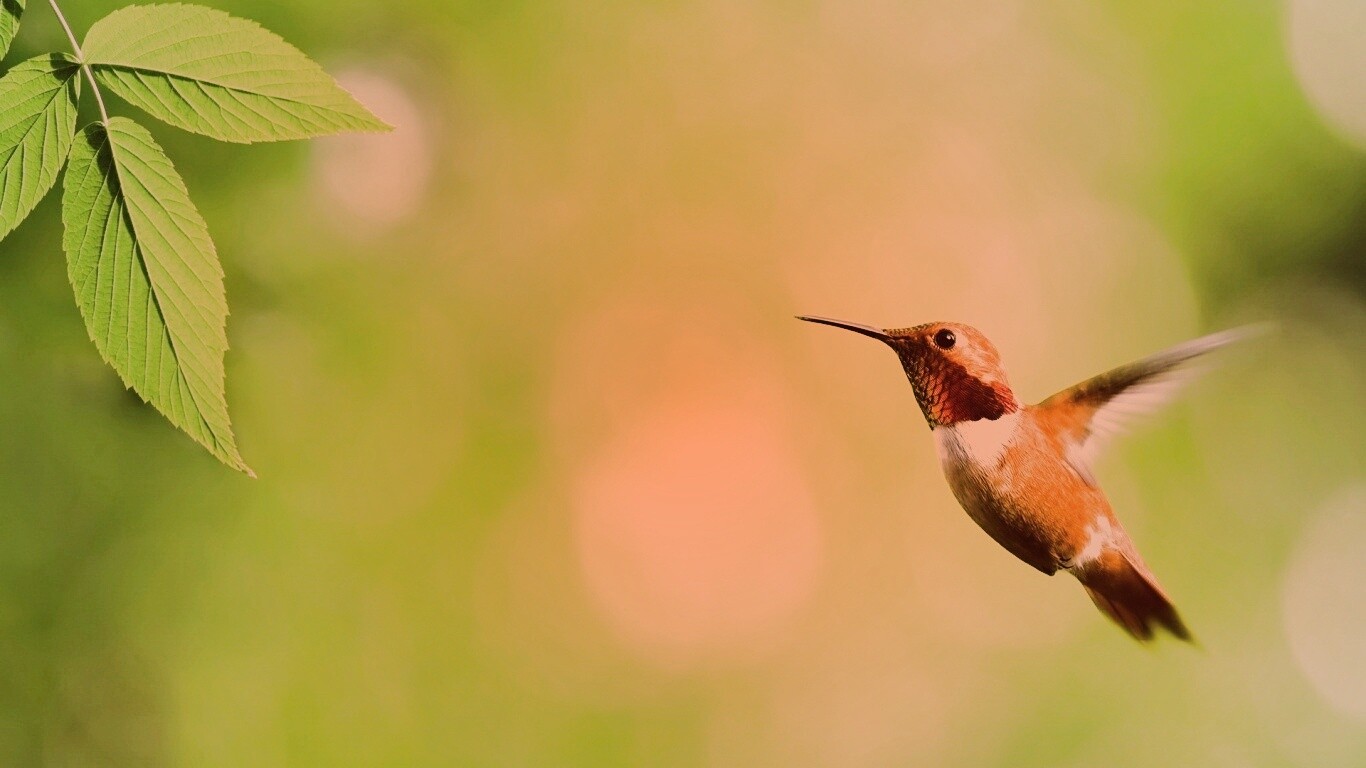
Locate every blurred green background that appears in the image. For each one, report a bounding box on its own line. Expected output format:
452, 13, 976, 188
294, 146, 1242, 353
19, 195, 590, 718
1, 0, 1363, 765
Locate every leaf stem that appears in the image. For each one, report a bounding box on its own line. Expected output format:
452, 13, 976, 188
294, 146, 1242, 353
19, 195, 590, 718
47, 0, 110, 126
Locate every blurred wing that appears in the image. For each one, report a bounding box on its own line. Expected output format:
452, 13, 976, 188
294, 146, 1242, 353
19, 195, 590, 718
1039, 326, 1264, 484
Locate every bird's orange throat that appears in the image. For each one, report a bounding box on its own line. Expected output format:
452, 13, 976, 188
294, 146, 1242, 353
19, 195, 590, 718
898, 352, 1018, 427
932, 371, 1018, 426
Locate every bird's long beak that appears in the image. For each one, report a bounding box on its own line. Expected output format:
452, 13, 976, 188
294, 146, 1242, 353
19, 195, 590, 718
796, 315, 890, 342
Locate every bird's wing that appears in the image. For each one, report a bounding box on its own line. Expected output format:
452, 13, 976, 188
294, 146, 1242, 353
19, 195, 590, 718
1037, 326, 1263, 485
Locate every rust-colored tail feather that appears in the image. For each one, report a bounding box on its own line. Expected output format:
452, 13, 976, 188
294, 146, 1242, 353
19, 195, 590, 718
1078, 550, 1192, 643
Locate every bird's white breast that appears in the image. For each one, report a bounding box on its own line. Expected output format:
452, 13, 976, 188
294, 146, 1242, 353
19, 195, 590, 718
933, 410, 1022, 471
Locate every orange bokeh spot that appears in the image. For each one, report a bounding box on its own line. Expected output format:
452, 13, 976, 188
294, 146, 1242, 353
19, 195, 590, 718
561, 304, 823, 669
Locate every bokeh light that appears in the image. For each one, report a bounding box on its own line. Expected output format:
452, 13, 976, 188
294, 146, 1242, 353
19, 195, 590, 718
1282, 485, 1366, 721
553, 301, 822, 669
1286, 0, 1366, 147
311, 66, 432, 234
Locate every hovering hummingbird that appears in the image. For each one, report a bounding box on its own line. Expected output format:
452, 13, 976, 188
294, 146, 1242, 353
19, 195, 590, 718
799, 316, 1257, 642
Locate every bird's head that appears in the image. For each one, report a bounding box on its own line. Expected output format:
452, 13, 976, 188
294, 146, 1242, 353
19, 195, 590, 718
799, 316, 1019, 428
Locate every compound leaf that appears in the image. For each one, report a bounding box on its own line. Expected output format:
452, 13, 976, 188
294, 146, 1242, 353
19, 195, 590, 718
83, 3, 389, 143
0, 53, 79, 241
62, 117, 251, 473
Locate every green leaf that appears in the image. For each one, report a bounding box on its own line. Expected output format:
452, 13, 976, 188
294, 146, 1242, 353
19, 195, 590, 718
0, 53, 79, 241
0, 0, 23, 60
82, 3, 390, 143
62, 117, 251, 474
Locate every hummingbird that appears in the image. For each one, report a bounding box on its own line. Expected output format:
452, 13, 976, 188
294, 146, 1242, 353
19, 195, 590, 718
799, 316, 1257, 642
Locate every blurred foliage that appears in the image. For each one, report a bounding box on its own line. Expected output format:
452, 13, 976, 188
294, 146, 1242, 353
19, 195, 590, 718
0, 1, 1362, 766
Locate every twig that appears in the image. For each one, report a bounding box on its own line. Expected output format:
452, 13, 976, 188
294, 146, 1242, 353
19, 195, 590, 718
47, 0, 110, 126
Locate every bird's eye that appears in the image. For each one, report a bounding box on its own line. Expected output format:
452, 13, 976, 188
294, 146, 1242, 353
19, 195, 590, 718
933, 328, 956, 350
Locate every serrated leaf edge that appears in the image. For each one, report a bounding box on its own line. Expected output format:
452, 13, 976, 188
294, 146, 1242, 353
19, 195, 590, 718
66, 119, 253, 475
83, 3, 391, 143
0, 54, 80, 241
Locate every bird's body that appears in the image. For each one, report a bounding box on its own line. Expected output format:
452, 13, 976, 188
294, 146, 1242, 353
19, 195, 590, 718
936, 407, 1103, 577
800, 316, 1256, 642
935, 404, 1188, 640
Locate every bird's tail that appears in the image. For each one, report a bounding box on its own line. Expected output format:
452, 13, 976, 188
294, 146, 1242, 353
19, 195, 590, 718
1076, 549, 1192, 643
